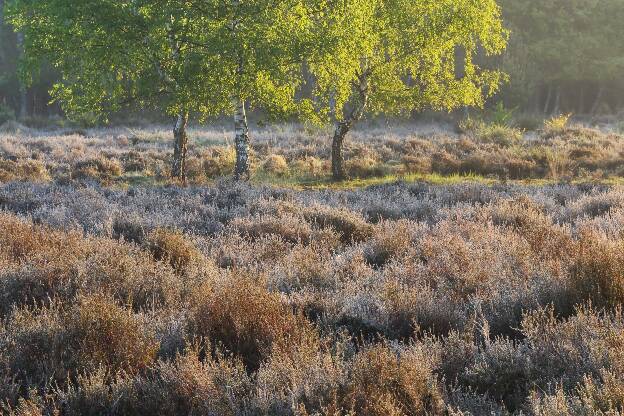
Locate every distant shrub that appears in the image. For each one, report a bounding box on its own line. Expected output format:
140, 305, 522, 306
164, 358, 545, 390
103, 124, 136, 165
401, 155, 432, 174
544, 113, 572, 136
185, 157, 207, 182
261, 154, 289, 176
477, 123, 523, 147
290, 156, 325, 178
431, 151, 461, 175
459, 116, 523, 147
72, 158, 123, 180
345, 155, 389, 178
203, 147, 236, 178
487, 102, 516, 127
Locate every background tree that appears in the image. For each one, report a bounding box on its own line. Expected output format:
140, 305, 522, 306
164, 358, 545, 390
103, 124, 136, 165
308, 0, 508, 180
6, 0, 229, 180
498, 0, 624, 114
180, 0, 320, 179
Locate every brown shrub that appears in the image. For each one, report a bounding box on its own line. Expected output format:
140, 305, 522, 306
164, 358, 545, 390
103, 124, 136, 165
363, 220, 414, 268
0, 214, 181, 312
489, 196, 573, 261
192, 275, 313, 371
0, 160, 50, 182
401, 155, 432, 174
203, 147, 236, 178
342, 345, 445, 415
229, 214, 333, 245
72, 158, 123, 180
303, 205, 374, 244
68, 294, 159, 374
0, 213, 86, 261
261, 154, 289, 176
145, 228, 204, 274
431, 151, 461, 175
345, 155, 389, 178
185, 157, 207, 182
290, 156, 325, 178
571, 229, 624, 307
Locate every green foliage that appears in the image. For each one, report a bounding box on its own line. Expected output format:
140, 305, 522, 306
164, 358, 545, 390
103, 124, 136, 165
5, 0, 322, 124
488, 101, 516, 127
544, 113, 572, 134
308, 0, 509, 124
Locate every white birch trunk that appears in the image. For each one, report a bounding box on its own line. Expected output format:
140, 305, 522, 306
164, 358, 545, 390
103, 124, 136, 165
234, 99, 250, 180
172, 112, 189, 181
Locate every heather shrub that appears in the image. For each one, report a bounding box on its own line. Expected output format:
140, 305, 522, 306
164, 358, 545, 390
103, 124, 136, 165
345, 154, 389, 178
0, 160, 50, 182
268, 244, 335, 292
401, 154, 432, 174
184, 156, 207, 182
290, 156, 325, 178
3, 296, 156, 383
229, 214, 315, 244
341, 344, 445, 415
145, 228, 205, 274
570, 229, 624, 307
362, 220, 415, 268
4, 174, 624, 413
72, 158, 123, 180
261, 154, 289, 176
192, 275, 314, 371
254, 330, 346, 414
67, 294, 159, 374
302, 205, 374, 244
476, 123, 523, 147
203, 147, 236, 178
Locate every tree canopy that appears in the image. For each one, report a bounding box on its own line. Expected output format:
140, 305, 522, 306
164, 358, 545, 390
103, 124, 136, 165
308, 0, 508, 179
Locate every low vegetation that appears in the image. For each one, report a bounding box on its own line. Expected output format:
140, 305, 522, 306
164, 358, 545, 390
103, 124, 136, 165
1, 119, 624, 187
1, 174, 624, 413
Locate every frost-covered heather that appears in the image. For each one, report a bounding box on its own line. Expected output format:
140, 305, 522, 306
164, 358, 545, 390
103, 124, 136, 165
3, 180, 624, 414
1, 120, 623, 183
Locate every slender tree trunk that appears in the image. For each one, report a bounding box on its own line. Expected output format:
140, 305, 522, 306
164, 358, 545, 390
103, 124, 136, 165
330, 71, 369, 181
234, 99, 250, 180
543, 84, 553, 115
171, 112, 189, 182
591, 85, 605, 115
331, 121, 351, 181
16, 32, 28, 119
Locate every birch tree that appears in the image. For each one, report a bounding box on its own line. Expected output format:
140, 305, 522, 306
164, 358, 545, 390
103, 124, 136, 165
6, 0, 228, 181
309, 0, 508, 180
182, 0, 320, 180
